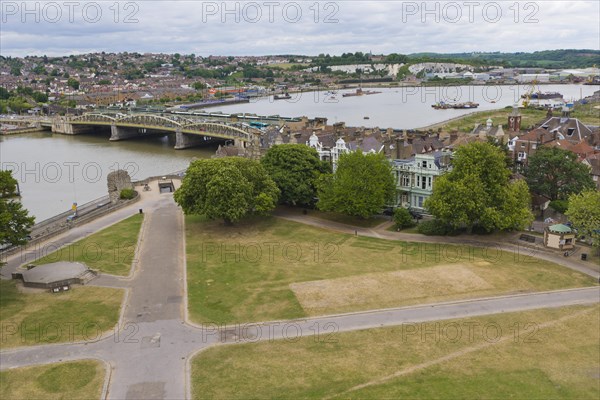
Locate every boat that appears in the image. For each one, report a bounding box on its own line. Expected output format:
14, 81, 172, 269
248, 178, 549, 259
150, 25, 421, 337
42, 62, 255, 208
520, 91, 563, 100
364, 116, 370, 119
342, 88, 382, 97
274, 93, 292, 100
432, 101, 479, 109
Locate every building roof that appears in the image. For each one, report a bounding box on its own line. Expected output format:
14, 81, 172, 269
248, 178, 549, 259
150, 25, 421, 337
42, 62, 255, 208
548, 224, 572, 234
21, 262, 89, 285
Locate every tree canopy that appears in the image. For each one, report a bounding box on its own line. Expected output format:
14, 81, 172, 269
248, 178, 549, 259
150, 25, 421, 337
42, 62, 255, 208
261, 144, 330, 207
0, 171, 35, 249
316, 150, 395, 218
425, 142, 533, 233
174, 157, 279, 224
525, 147, 595, 201
566, 190, 600, 251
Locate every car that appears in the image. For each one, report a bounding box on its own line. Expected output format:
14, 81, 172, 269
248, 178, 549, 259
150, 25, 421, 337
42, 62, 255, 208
382, 207, 394, 216
544, 217, 555, 224
409, 209, 423, 220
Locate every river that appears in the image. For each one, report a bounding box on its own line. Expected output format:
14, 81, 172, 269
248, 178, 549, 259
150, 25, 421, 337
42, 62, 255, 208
1, 84, 597, 221
211, 84, 598, 129
0, 131, 215, 221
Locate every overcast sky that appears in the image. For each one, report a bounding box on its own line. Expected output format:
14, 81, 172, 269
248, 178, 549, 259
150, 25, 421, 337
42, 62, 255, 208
1, 1, 598, 57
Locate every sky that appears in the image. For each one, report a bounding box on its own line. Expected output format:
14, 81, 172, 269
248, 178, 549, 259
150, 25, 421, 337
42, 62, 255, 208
1, 1, 599, 57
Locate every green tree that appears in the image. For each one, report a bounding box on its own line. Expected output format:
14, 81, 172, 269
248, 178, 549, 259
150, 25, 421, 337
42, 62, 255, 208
261, 144, 330, 206
566, 190, 600, 251
425, 142, 533, 233
393, 208, 416, 230
0, 171, 18, 198
317, 150, 395, 218
192, 81, 206, 90
174, 157, 279, 224
0, 171, 34, 249
67, 78, 80, 90
525, 147, 594, 200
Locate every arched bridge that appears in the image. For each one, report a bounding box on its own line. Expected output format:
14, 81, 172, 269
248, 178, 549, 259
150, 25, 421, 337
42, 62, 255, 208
66, 113, 259, 142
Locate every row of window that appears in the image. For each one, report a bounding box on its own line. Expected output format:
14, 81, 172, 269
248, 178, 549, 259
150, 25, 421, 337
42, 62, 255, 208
397, 173, 432, 189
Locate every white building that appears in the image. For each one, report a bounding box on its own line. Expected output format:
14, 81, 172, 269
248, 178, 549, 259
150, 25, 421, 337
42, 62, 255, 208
307, 133, 349, 171
391, 151, 452, 211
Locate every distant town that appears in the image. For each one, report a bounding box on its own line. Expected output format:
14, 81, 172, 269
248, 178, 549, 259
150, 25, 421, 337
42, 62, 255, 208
1, 50, 599, 114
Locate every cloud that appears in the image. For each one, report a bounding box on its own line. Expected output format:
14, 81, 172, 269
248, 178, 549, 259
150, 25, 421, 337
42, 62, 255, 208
1, 1, 598, 56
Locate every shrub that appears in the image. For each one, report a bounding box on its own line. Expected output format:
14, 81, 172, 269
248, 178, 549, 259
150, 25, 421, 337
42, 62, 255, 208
417, 219, 456, 236
393, 208, 416, 230
549, 199, 568, 214
119, 188, 136, 200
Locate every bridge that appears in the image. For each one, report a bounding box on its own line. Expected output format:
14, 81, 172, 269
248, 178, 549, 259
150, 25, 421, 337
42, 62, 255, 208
50, 113, 262, 149
0, 114, 262, 150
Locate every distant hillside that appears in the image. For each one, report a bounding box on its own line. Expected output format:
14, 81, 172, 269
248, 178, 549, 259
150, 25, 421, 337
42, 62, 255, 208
407, 50, 600, 69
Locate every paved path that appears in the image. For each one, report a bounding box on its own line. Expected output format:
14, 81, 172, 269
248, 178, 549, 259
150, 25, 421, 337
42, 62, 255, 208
1, 199, 599, 400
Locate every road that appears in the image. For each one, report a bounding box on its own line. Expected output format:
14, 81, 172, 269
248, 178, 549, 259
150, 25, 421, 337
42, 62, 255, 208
1, 194, 598, 400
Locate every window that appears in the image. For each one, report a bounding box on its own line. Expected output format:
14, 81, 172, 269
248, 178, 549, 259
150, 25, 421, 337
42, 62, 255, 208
520, 143, 526, 148
418, 196, 424, 208
428, 177, 432, 188
402, 175, 410, 187
532, 143, 537, 149
567, 128, 575, 137
422, 160, 427, 168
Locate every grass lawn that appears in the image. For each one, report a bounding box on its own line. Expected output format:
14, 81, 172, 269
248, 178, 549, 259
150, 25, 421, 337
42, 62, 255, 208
0, 360, 105, 400
185, 217, 597, 324
35, 213, 144, 276
441, 107, 548, 133
281, 206, 388, 228
191, 305, 600, 399
439, 101, 600, 133
0, 280, 123, 348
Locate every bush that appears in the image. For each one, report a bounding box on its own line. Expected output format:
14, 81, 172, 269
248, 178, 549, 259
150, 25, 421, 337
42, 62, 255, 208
119, 188, 136, 200
393, 208, 416, 230
417, 219, 456, 236
549, 199, 568, 214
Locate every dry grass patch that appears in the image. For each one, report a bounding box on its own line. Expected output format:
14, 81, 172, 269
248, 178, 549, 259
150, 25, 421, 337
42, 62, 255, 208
291, 264, 492, 315
191, 305, 600, 399
0, 360, 105, 400
185, 217, 597, 324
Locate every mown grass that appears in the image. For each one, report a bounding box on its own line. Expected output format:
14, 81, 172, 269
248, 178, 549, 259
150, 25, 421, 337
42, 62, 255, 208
0, 360, 105, 400
191, 305, 600, 399
0, 279, 123, 348
185, 217, 597, 324
35, 213, 143, 276
282, 206, 388, 228
440, 101, 600, 133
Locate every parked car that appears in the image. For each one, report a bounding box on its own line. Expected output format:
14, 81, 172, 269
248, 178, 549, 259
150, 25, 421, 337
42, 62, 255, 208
409, 209, 423, 220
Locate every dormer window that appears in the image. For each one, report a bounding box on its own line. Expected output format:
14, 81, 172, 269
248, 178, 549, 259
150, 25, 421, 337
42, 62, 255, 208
567, 128, 575, 137
542, 125, 548, 130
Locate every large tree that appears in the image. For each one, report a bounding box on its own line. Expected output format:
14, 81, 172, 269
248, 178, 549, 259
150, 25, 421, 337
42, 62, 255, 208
316, 150, 395, 218
525, 147, 594, 201
261, 144, 330, 207
566, 190, 600, 251
425, 142, 533, 233
174, 157, 279, 224
0, 171, 35, 250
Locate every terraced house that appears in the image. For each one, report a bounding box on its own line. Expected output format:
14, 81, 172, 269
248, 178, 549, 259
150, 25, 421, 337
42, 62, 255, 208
392, 151, 452, 212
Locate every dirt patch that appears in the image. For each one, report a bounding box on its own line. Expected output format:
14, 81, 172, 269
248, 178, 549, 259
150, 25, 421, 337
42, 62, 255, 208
290, 264, 492, 314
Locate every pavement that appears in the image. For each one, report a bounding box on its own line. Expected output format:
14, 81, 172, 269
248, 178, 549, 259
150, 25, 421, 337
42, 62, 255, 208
1, 196, 599, 400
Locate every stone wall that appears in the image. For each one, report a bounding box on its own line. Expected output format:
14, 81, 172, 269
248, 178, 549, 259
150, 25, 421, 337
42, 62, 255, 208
107, 170, 134, 203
